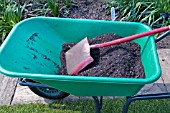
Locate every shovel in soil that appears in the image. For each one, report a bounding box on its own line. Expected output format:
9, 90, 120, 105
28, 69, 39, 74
65, 25, 170, 75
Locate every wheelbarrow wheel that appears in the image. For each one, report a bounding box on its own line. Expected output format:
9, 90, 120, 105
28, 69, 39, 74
28, 86, 70, 99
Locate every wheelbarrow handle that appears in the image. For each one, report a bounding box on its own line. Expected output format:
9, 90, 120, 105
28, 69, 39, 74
155, 30, 170, 43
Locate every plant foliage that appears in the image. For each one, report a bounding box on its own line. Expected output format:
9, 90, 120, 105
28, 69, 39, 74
0, 0, 26, 43
106, 0, 170, 27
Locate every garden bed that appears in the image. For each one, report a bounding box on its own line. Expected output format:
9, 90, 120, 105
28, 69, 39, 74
0, 0, 169, 47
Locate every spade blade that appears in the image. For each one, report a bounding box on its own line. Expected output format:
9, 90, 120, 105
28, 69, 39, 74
65, 37, 94, 75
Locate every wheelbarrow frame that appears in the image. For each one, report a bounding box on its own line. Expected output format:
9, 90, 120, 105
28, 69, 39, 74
1, 19, 168, 112
0, 17, 161, 96
15, 29, 170, 113
18, 22, 170, 102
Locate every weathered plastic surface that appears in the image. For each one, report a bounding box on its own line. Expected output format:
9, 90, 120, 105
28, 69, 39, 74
0, 17, 161, 96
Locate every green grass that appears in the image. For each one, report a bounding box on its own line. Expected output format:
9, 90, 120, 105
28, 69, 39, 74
0, 98, 170, 113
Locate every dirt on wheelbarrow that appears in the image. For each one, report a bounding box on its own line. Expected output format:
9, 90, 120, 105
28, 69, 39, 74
57, 34, 145, 78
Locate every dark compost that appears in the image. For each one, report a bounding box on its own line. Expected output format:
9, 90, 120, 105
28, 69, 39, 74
57, 34, 145, 78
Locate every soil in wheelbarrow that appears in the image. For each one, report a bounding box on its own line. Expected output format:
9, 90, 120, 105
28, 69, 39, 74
57, 34, 145, 78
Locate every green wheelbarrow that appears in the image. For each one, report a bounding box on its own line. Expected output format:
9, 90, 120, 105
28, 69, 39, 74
0, 17, 163, 112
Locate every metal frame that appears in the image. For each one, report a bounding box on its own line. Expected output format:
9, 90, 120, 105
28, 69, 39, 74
18, 78, 54, 88
92, 96, 103, 113
155, 30, 170, 43
92, 93, 170, 113
122, 93, 170, 113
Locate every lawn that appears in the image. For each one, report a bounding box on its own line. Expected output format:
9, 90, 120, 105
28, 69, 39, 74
0, 98, 170, 113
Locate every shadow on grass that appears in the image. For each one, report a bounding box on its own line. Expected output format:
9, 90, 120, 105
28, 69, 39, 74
48, 97, 170, 113
0, 95, 169, 113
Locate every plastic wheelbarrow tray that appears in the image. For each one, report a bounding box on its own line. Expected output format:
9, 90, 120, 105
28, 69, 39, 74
0, 17, 161, 96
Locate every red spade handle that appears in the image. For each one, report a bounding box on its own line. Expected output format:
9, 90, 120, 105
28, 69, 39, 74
90, 26, 170, 48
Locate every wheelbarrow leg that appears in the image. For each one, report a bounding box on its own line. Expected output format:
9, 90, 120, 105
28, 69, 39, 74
122, 93, 170, 113
122, 96, 132, 113
92, 96, 103, 113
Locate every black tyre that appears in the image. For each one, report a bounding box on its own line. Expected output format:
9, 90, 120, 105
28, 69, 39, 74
28, 86, 70, 99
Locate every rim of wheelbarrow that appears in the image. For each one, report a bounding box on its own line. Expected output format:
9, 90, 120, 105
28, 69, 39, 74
0, 17, 161, 84
0, 68, 160, 84
0, 36, 161, 85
